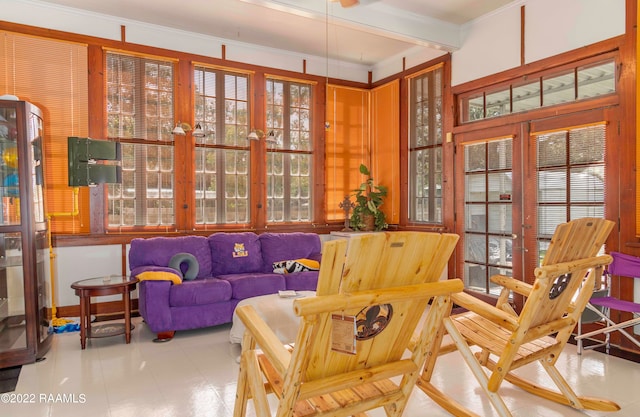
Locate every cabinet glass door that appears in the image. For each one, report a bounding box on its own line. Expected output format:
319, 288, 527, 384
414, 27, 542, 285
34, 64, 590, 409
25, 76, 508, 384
1, 107, 20, 225
0, 232, 27, 353
0, 106, 27, 354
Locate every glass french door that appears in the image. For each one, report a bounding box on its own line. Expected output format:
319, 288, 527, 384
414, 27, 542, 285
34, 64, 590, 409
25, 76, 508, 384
455, 109, 616, 310
456, 126, 521, 298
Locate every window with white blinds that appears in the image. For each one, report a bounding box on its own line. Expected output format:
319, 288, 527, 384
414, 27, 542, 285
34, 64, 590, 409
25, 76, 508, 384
536, 123, 606, 260
0, 31, 89, 233
106, 52, 175, 228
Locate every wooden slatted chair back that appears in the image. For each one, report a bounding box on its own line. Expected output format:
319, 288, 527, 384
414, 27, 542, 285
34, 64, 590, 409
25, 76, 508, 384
523, 218, 614, 330
296, 231, 459, 385
416, 219, 618, 417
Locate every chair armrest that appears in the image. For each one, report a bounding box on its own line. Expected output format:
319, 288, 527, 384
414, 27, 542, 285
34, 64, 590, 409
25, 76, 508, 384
490, 274, 534, 297
451, 292, 519, 331
236, 304, 291, 376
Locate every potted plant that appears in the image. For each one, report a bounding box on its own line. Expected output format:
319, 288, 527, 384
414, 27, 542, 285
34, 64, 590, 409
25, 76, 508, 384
350, 164, 388, 231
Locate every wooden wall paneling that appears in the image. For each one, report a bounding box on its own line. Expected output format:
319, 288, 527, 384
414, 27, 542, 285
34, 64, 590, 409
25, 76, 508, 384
174, 59, 192, 231
370, 80, 400, 224
252, 71, 267, 229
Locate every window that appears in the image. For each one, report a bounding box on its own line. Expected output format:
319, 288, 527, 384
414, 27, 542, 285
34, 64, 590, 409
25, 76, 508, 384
194, 67, 250, 225
0, 32, 89, 234
265, 78, 313, 222
459, 59, 616, 123
409, 66, 443, 223
106, 52, 175, 228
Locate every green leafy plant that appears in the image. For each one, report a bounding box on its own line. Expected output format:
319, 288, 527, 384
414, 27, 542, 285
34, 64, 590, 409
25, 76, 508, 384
350, 164, 388, 231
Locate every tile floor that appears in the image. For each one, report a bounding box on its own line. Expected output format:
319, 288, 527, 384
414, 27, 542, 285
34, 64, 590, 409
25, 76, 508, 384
4, 316, 640, 417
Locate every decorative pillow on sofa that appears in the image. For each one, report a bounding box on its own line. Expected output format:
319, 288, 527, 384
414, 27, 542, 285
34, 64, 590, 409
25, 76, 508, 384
208, 232, 263, 275
169, 252, 200, 280
259, 232, 322, 273
128, 235, 212, 279
137, 270, 182, 285
273, 258, 320, 274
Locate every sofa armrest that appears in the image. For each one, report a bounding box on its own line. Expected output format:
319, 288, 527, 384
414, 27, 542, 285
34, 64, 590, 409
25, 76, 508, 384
137, 280, 174, 333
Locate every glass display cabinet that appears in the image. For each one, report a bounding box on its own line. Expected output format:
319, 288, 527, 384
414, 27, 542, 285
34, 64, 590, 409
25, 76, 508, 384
0, 100, 52, 368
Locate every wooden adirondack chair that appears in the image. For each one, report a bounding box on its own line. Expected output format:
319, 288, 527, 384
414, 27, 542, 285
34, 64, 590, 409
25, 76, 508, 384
233, 231, 461, 417
417, 217, 620, 417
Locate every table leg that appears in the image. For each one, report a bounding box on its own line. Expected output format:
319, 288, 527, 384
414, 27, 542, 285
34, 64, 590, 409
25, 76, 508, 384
124, 289, 132, 344
78, 293, 87, 349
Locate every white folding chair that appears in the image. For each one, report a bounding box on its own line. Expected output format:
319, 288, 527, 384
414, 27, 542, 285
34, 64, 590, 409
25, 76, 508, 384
575, 251, 640, 353
576, 288, 610, 354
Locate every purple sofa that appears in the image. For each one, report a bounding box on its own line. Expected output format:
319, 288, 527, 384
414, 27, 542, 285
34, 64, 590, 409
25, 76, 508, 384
129, 232, 322, 341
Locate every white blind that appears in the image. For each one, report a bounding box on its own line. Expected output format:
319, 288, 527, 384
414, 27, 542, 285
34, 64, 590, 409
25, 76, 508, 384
536, 123, 606, 238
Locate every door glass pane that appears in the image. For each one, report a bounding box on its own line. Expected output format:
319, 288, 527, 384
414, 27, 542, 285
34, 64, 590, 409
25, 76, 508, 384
465, 205, 486, 233
538, 170, 566, 203
537, 131, 567, 166
488, 204, 512, 234
465, 174, 486, 202
489, 237, 513, 267
570, 167, 604, 202
538, 206, 566, 237
0, 232, 27, 353
487, 172, 512, 202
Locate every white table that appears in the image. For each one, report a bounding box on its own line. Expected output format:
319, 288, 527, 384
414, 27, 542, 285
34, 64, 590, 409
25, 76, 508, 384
230, 291, 316, 345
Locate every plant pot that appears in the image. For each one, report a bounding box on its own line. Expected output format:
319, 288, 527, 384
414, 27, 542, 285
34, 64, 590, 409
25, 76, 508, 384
362, 214, 376, 231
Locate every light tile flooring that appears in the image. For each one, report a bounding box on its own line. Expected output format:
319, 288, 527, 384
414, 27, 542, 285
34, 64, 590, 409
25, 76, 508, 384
5, 316, 640, 417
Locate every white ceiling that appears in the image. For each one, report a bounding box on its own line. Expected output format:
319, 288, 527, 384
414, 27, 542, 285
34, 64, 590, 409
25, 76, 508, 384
37, 0, 516, 66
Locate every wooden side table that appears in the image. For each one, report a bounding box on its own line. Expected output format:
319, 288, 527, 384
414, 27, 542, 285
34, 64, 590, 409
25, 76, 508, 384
70, 275, 138, 349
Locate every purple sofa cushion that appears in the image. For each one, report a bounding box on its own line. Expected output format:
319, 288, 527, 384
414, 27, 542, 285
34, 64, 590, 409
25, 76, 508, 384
259, 233, 322, 273
218, 273, 286, 300
129, 235, 212, 279
209, 232, 263, 275
169, 278, 232, 307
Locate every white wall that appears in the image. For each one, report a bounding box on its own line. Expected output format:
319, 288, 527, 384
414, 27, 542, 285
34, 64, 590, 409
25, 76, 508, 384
452, 0, 626, 86
2, 0, 371, 83
53, 245, 133, 308
4, 0, 626, 85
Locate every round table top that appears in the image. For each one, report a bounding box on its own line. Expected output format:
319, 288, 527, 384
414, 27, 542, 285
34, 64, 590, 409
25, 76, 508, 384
71, 275, 138, 289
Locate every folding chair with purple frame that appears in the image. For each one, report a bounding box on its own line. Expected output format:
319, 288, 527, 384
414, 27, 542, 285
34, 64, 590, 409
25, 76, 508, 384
576, 251, 640, 353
